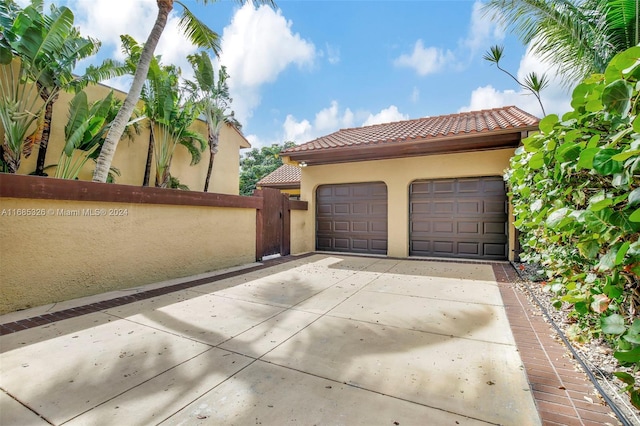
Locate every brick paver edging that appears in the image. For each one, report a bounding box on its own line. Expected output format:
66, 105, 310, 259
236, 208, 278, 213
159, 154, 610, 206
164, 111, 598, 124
0, 254, 315, 336
492, 263, 620, 426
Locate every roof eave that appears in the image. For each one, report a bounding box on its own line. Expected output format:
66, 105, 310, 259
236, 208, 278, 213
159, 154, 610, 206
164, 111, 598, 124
285, 127, 535, 165
258, 182, 301, 189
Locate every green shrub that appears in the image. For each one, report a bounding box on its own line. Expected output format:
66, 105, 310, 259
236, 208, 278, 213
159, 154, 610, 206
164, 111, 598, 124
507, 46, 640, 405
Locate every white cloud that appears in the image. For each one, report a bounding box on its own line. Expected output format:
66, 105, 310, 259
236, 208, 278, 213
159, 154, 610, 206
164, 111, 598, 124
461, 0, 505, 54
220, 4, 315, 124
314, 101, 354, 131
411, 86, 420, 103
66, 1, 316, 128
362, 105, 409, 126
282, 101, 354, 144
394, 40, 454, 76
68, 0, 198, 82
395, 1, 504, 77
283, 115, 313, 143
325, 43, 341, 65
459, 45, 572, 117
253, 102, 409, 149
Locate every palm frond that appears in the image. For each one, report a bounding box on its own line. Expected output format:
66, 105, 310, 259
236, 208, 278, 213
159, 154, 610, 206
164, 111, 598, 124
483, 0, 602, 84
604, 0, 639, 51
179, 134, 205, 165
175, 1, 221, 54
19, 5, 74, 68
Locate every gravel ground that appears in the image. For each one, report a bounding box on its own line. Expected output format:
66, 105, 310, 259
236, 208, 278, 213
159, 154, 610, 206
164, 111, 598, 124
512, 262, 640, 425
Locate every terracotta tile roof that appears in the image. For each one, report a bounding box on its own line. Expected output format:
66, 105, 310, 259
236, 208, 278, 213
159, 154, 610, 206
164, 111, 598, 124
283, 106, 539, 154
258, 164, 301, 186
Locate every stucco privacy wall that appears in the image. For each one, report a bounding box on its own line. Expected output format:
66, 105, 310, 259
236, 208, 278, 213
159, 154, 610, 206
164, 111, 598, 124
0, 197, 256, 314
290, 209, 308, 255
1, 73, 248, 195
292, 148, 517, 260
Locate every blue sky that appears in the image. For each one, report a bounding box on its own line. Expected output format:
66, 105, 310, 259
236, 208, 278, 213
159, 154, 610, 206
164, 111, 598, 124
26, 0, 573, 148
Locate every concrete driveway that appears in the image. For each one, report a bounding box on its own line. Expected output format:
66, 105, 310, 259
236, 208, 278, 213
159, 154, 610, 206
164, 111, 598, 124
0, 254, 540, 425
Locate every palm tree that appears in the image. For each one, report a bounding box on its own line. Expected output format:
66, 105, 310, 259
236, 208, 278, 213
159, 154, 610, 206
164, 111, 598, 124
55, 91, 114, 180
0, 1, 73, 173
0, 0, 124, 175
143, 60, 206, 187
186, 52, 240, 192
117, 34, 162, 186
92, 0, 275, 183
483, 0, 639, 84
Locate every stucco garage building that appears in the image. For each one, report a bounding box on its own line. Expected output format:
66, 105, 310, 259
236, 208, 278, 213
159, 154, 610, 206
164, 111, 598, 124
283, 106, 539, 261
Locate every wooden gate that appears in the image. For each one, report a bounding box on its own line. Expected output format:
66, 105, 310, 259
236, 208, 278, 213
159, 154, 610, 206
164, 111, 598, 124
255, 187, 290, 260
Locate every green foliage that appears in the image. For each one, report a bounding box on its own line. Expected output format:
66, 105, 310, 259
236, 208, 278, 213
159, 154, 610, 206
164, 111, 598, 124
507, 46, 640, 400
167, 175, 190, 190
483, 0, 639, 85
483, 44, 548, 116
123, 39, 206, 189
239, 141, 296, 196
185, 52, 239, 192
0, 1, 76, 173
54, 91, 115, 180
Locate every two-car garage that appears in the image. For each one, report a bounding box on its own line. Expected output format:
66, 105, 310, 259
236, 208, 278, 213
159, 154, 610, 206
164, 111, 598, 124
316, 177, 508, 260
284, 106, 539, 262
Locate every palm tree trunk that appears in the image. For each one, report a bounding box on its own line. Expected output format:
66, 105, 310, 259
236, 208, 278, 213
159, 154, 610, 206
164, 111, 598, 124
203, 151, 215, 192
203, 132, 218, 192
143, 129, 154, 186
92, 0, 173, 183
34, 88, 58, 176
1, 143, 19, 173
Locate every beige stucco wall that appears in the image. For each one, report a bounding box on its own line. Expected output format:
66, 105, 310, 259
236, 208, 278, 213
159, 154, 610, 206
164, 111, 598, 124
5, 79, 248, 195
0, 197, 256, 314
288, 148, 517, 260
290, 209, 309, 255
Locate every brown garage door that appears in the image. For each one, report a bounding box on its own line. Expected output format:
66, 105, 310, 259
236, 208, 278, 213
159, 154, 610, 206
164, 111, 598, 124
316, 182, 387, 255
410, 177, 508, 260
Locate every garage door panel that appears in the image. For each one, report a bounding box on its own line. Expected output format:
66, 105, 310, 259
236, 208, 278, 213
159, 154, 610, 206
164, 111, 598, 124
434, 180, 455, 193
411, 182, 431, 194
333, 238, 350, 249
371, 203, 387, 215
352, 203, 368, 214
334, 187, 350, 197
317, 204, 332, 215
484, 222, 507, 234
411, 240, 430, 252
370, 240, 387, 251
317, 220, 332, 232
317, 237, 332, 248
352, 239, 369, 250
484, 179, 506, 193
410, 177, 507, 260
370, 220, 387, 233
411, 202, 431, 213
458, 179, 481, 193
334, 204, 349, 214
316, 182, 388, 255
434, 202, 454, 214
317, 187, 332, 197
411, 221, 430, 232
352, 221, 368, 232
433, 241, 454, 255
334, 221, 349, 232
484, 200, 506, 214
458, 201, 481, 214
458, 242, 480, 256
458, 222, 479, 234
433, 222, 454, 233
484, 243, 507, 256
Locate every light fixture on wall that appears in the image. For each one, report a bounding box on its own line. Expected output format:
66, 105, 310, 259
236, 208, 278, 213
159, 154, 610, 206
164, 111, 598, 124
299, 161, 307, 167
